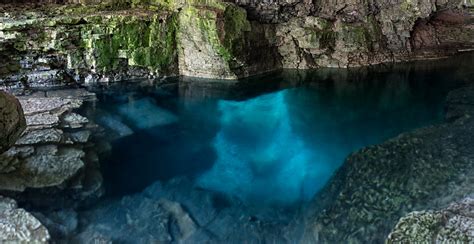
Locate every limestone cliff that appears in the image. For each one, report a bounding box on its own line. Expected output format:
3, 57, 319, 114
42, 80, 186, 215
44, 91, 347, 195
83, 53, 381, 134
0, 0, 473, 83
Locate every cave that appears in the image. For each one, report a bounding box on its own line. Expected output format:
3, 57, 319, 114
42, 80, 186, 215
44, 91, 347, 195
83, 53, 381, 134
0, 0, 473, 243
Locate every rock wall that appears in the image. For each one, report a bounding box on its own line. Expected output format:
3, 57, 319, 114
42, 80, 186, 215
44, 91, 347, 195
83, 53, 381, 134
0, 4, 180, 87
177, 1, 281, 79
0, 0, 473, 84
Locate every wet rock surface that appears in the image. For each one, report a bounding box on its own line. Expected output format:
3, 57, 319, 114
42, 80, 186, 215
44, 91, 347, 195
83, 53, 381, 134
303, 83, 474, 243
387, 197, 474, 243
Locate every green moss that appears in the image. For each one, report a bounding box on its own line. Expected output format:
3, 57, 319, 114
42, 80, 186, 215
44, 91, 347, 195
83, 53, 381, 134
339, 22, 378, 52
221, 4, 251, 60
319, 28, 337, 51
80, 13, 178, 72
400, 0, 414, 12
182, 3, 250, 63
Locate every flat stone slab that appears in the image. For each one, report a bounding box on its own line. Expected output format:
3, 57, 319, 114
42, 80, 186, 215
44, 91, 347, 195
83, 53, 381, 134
16, 128, 63, 145
19, 97, 82, 116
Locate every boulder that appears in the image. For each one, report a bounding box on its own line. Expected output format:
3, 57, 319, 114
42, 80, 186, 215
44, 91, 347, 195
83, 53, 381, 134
0, 196, 50, 243
0, 91, 26, 153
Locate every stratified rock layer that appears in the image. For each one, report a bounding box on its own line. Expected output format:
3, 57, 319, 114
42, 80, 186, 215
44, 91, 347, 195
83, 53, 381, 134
303, 83, 474, 243
0, 4, 179, 87
0, 91, 26, 153
0, 89, 105, 207
0, 0, 473, 84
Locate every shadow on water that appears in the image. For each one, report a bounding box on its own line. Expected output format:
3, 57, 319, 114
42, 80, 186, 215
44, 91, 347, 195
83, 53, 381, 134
91, 52, 473, 206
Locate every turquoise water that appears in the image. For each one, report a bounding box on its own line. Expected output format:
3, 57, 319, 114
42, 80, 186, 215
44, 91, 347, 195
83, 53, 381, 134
92, 55, 470, 208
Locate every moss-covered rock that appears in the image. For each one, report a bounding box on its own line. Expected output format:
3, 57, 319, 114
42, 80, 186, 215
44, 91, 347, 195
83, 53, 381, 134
177, 2, 279, 79
80, 13, 178, 73
0, 5, 179, 87
0, 0, 281, 85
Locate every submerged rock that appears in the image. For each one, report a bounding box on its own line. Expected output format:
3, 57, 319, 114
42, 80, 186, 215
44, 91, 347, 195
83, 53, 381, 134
0, 91, 26, 153
0, 196, 50, 243
387, 197, 474, 243
116, 98, 178, 129
303, 84, 474, 243
96, 114, 134, 138
32, 209, 78, 240
75, 177, 291, 243
445, 84, 474, 121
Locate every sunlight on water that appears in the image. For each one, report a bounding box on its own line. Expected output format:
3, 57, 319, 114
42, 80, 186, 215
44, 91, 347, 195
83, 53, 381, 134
198, 90, 333, 206
95, 53, 472, 208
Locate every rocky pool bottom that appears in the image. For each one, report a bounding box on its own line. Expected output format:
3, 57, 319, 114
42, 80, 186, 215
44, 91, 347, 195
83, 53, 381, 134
0, 52, 473, 243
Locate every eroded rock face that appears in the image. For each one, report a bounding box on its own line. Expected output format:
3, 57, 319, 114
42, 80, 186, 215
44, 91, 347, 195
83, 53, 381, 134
0, 91, 26, 153
177, 2, 281, 79
387, 198, 474, 243
1, 0, 472, 83
0, 196, 50, 243
303, 84, 474, 243
0, 4, 179, 87
234, 0, 315, 23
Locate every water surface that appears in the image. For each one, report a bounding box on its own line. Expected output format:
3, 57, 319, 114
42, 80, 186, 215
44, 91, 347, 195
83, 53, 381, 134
91, 54, 471, 208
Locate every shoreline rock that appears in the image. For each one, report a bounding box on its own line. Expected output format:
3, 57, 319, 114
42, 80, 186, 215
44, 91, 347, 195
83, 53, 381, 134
0, 89, 106, 208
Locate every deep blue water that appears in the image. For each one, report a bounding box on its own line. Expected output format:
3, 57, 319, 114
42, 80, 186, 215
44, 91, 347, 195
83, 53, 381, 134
91, 54, 471, 208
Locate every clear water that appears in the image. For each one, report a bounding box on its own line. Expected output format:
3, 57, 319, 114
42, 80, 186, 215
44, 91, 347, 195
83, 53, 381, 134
91, 55, 470, 208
